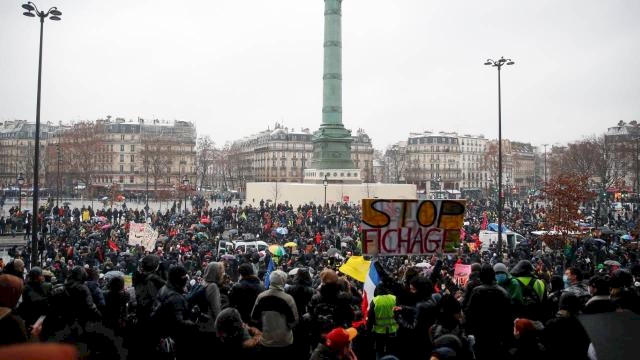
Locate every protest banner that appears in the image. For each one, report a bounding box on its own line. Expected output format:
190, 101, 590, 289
454, 264, 471, 287
128, 223, 158, 250
361, 199, 465, 255
141, 224, 159, 251
128, 223, 146, 246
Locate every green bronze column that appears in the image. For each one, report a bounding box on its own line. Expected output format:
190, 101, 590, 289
322, 0, 343, 126
310, 0, 354, 171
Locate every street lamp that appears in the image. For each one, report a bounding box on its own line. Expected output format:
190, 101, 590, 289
543, 144, 548, 185
484, 56, 515, 258
323, 174, 329, 208
144, 158, 149, 216
182, 175, 189, 214
22, 2, 61, 266
17, 173, 25, 213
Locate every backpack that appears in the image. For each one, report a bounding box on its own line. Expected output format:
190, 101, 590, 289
516, 278, 541, 308
136, 274, 161, 319
48, 284, 71, 315
313, 302, 339, 335
149, 287, 178, 337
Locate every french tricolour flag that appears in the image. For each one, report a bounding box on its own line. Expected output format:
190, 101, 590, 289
358, 262, 380, 325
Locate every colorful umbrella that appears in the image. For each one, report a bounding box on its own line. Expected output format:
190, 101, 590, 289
268, 244, 285, 256
621, 234, 633, 241
196, 232, 210, 240
284, 242, 297, 248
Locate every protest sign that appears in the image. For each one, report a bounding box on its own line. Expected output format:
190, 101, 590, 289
128, 223, 158, 250
128, 223, 146, 246
454, 264, 471, 287
141, 224, 159, 251
361, 199, 465, 255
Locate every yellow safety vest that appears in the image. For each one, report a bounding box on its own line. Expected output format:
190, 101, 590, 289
372, 294, 398, 334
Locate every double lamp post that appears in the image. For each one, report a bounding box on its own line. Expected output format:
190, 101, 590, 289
22, 2, 62, 266
484, 56, 514, 258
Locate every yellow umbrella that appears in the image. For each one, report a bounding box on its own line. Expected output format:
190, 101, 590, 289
338, 256, 371, 283
284, 242, 297, 248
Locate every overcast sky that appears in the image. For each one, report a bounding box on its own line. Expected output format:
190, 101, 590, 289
1, 0, 638, 150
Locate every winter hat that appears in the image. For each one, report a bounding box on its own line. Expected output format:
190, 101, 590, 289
493, 263, 508, 274
239, 263, 254, 277
269, 270, 287, 290
140, 254, 160, 272
431, 347, 457, 359
470, 263, 482, 273
320, 268, 338, 285
325, 327, 357, 351
0, 274, 23, 308
514, 318, 544, 334
28, 267, 43, 279
0, 343, 78, 360
558, 293, 581, 314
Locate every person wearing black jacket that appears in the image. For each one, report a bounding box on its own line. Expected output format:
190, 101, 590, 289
465, 264, 513, 360
151, 265, 198, 360
228, 263, 264, 324
394, 276, 439, 360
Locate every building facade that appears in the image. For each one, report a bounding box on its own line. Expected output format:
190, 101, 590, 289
386, 131, 536, 198
604, 121, 639, 192
0, 120, 57, 189
228, 123, 374, 188
41, 117, 197, 198
402, 131, 489, 195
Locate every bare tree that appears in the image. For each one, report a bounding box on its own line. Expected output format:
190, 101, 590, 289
481, 140, 499, 182
553, 136, 626, 226
61, 121, 104, 197
212, 144, 233, 190
555, 136, 625, 190
384, 144, 406, 183
196, 135, 216, 190
140, 136, 174, 194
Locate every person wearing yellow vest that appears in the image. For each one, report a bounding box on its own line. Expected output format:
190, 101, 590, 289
366, 285, 399, 359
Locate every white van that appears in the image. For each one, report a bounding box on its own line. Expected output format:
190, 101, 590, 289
479, 230, 526, 252
234, 241, 268, 254
217, 240, 235, 255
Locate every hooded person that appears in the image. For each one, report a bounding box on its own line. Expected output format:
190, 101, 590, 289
42, 266, 102, 342
188, 262, 225, 329
152, 265, 197, 359
3, 259, 25, 280
214, 307, 262, 358
251, 270, 299, 356
544, 293, 591, 360
0, 274, 28, 345
133, 254, 165, 323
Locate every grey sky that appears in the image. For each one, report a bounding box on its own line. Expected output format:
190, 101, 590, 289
1, 0, 638, 150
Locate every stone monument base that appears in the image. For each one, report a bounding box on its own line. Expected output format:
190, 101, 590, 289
245, 182, 417, 208
303, 168, 362, 184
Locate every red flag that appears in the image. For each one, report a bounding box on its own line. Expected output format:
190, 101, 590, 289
481, 211, 488, 230
107, 239, 119, 252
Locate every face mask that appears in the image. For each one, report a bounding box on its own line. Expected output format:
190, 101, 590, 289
562, 274, 570, 288
495, 273, 508, 284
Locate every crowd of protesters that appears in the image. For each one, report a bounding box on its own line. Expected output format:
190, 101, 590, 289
0, 195, 638, 360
